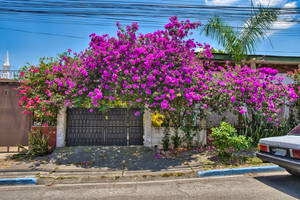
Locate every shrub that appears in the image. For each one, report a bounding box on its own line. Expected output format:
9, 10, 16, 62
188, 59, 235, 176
239, 109, 298, 145
180, 125, 197, 148
18, 16, 297, 131
183, 130, 194, 149
18, 57, 62, 126
28, 130, 51, 156
171, 129, 181, 149
162, 128, 170, 151
211, 122, 251, 160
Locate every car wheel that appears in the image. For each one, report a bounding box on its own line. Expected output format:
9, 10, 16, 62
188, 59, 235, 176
286, 169, 300, 177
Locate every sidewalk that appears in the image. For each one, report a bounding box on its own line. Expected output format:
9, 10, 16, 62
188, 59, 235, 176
0, 146, 271, 185
0, 146, 202, 185
0, 146, 202, 172
0, 164, 200, 186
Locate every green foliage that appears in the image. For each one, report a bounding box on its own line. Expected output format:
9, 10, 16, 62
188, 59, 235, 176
171, 129, 181, 149
210, 48, 225, 54
28, 130, 51, 156
201, 6, 278, 63
181, 126, 195, 148
239, 110, 298, 145
287, 69, 300, 120
211, 122, 251, 159
162, 128, 170, 151
161, 173, 174, 177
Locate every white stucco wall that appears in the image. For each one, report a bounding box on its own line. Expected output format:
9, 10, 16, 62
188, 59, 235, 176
56, 106, 67, 147
148, 127, 207, 149
143, 110, 207, 148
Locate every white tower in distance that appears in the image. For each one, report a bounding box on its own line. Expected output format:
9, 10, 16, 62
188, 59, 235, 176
2, 51, 10, 71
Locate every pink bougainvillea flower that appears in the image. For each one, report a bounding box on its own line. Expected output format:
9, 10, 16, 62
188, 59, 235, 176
230, 96, 236, 102
239, 109, 247, 114
16, 16, 298, 127
161, 100, 169, 110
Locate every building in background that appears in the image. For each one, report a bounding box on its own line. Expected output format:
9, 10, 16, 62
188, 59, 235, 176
2, 51, 10, 71
0, 51, 18, 80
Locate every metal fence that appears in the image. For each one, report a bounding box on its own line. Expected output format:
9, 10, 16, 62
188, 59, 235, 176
0, 70, 20, 80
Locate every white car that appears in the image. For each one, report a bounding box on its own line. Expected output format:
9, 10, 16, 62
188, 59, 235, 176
256, 124, 300, 176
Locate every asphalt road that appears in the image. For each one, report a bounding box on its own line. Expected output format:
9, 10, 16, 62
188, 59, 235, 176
0, 172, 299, 200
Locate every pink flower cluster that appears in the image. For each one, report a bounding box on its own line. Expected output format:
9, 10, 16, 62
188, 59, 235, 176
19, 16, 298, 123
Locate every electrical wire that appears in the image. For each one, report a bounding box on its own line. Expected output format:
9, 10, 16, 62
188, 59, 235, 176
0, 27, 86, 39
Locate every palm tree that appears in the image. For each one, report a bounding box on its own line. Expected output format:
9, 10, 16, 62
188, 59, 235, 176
201, 6, 279, 63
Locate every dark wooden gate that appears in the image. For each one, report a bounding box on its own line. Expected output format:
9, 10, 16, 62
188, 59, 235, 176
0, 81, 31, 146
66, 108, 143, 146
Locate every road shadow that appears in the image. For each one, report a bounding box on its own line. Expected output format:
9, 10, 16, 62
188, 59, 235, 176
24, 146, 199, 172
255, 174, 300, 199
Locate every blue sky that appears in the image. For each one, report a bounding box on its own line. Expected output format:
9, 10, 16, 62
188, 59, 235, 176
0, 0, 299, 69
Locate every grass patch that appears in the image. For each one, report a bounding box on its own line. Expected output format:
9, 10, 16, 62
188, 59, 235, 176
175, 172, 185, 177
54, 176, 77, 180
9, 153, 35, 161
38, 176, 77, 179
245, 157, 263, 165
198, 148, 265, 170
161, 173, 174, 177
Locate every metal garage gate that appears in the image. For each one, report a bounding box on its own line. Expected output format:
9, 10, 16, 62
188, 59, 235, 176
66, 108, 143, 146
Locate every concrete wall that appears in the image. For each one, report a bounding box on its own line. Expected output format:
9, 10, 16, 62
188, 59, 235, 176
148, 126, 207, 149
57, 106, 296, 149
56, 106, 67, 147
56, 109, 207, 148
206, 111, 238, 129
143, 110, 207, 148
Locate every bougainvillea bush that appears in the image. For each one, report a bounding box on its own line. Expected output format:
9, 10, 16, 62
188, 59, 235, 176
287, 68, 300, 120
18, 57, 63, 126
287, 68, 300, 83
288, 68, 300, 102
18, 16, 298, 134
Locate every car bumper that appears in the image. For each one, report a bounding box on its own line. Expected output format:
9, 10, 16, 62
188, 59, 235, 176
256, 152, 300, 173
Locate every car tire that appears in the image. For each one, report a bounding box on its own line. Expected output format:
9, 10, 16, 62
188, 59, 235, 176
286, 169, 300, 177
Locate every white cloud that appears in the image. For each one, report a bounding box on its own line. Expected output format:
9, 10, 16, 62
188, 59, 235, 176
283, 1, 297, 8
205, 0, 240, 6
268, 20, 297, 35
266, 1, 298, 36
252, 0, 286, 7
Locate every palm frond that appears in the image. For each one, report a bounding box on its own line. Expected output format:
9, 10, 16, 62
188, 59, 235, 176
238, 6, 279, 55
201, 16, 238, 55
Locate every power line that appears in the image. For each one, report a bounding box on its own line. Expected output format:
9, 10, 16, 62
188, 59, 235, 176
0, 0, 299, 60
0, 27, 86, 39
0, 1, 298, 25
0, 1, 299, 17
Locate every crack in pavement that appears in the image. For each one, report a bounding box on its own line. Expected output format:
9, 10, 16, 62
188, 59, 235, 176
175, 182, 192, 198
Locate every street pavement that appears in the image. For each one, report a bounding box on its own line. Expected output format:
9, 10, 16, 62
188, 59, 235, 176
0, 172, 299, 200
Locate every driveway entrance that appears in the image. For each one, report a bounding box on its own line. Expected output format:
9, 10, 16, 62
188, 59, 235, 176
66, 108, 143, 146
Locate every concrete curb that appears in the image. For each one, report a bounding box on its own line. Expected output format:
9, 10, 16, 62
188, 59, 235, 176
0, 178, 37, 185
198, 165, 285, 177
0, 166, 200, 175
